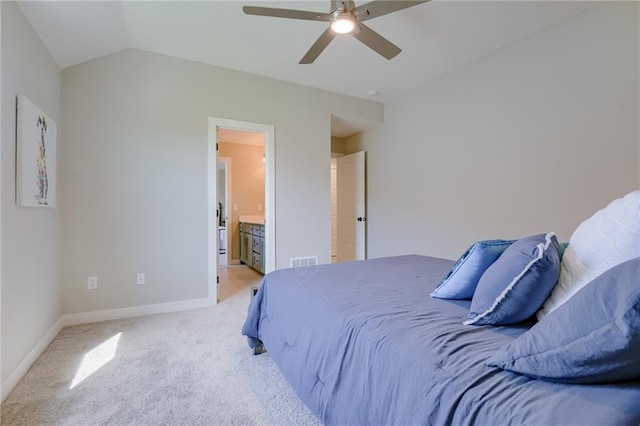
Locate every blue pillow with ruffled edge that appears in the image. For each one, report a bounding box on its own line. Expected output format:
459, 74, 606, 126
431, 239, 515, 300
487, 257, 640, 383
464, 233, 561, 326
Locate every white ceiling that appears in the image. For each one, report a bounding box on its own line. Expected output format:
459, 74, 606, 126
17, 0, 596, 135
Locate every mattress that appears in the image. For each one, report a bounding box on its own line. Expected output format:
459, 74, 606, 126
242, 255, 640, 425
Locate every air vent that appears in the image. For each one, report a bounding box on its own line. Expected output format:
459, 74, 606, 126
290, 256, 319, 268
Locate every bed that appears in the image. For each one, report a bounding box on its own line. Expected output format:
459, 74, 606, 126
243, 189, 640, 425
242, 254, 640, 425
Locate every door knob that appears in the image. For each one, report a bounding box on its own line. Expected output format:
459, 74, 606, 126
357, 217, 367, 222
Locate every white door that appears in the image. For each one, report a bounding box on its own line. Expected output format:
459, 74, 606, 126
337, 151, 366, 262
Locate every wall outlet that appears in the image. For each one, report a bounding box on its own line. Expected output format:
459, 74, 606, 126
88, 276, 98, 290
137, 272, 145, 285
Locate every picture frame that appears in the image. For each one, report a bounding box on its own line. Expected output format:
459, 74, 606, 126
16, 95, 57, 207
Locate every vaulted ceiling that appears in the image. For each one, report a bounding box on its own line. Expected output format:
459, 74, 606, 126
16, 1, 597, 137
18, 1, 595, 104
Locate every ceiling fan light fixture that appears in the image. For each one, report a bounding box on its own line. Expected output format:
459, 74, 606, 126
330, 12, 355, 34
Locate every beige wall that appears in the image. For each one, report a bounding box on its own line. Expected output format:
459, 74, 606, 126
218, 142, 265, 261
1, 1, 62, 386
346, 2, 639, 260
331, 137, 346, 154
60, 48, 382, 314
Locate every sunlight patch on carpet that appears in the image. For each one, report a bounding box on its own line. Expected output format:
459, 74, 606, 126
70, 332, 121, 389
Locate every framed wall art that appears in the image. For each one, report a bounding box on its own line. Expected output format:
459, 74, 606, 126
16, 95, 57, 207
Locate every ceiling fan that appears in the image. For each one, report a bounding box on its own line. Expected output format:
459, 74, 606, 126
243, 1, 429, 64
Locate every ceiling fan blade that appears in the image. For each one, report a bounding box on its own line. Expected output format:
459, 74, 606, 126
355, 1, 429, 22
351, 22, 401, 60
243, 6, 330, 22
300, 27, 336, 64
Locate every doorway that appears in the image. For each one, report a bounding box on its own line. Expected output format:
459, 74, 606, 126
218, 128, 265, 272
208, 117, 275, 304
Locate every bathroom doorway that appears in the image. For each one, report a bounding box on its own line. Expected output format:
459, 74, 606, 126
208, 117, 275, 304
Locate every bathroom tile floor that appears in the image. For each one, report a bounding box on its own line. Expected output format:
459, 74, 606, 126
218, 264, 263, 302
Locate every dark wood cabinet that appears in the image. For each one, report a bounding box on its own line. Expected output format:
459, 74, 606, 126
240, 222, 264, 274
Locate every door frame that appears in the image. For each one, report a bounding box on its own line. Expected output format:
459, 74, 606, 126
207, 117, 275, 303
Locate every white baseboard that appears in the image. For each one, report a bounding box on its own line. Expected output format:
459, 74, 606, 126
62, 296, 216, 326
1, 295, 216, 403
1, 317, 64, 403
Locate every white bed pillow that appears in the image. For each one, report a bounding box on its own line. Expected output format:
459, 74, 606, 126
537, 190, 640, 320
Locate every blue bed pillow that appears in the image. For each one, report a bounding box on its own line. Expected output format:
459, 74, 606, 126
431, 239, 514, 300
487, 257, 640, 384
464, 233, 561, 326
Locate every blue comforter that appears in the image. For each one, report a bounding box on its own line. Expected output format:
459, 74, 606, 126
242, 255, 640, 425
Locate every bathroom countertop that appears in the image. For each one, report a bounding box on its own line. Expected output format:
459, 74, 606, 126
239, 215, 265, 225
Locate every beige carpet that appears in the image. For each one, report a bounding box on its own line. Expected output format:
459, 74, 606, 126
1, 285, 321, 425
